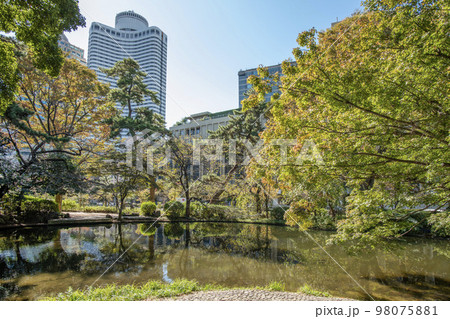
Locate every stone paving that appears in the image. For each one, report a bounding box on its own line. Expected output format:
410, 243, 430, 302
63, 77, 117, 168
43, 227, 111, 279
164, 290, 351, 301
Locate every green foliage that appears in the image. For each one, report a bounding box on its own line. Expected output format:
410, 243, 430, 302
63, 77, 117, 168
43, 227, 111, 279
18, 196, 59, 223
43, 279, 205, 301
100, 58, 159, 120
244, 0, 450, 242
269, 207, 285, 221
310, 209, 337, 231
189, 201, 204, 216
140, 201, 157, 217
82, 206, 117, 214
1, 55, 114, 200
190, 203, 238, 220
106, 106, 167, 139
298, 284, 331, 297
163, 201, 184, 219
0, 0, 85, 114
62, 199, 79, 211
264, 281, 285, 292
137, 223, 157, 236
427, 212, 450, 237
0, 194, 59, 223
163, 223, 185, 239
21, 197, 58, 214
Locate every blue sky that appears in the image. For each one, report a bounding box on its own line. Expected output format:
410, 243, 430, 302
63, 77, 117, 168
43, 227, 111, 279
68, 0, 363, 127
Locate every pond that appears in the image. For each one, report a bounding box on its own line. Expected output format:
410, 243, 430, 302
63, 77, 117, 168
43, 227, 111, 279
0, 222, 448, 301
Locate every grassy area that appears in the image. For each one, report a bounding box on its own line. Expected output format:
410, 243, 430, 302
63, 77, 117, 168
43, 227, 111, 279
43, 279, 218, 301
298, 284, 331, 297
43, 279, 332, 301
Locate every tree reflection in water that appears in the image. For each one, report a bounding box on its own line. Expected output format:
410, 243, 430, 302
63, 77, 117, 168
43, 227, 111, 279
0, 223, 449, 300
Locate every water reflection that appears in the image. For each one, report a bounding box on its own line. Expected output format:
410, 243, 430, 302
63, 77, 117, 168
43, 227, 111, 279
0, 223, 448, 301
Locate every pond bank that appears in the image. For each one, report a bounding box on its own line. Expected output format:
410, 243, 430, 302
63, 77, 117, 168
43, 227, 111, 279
163, 290, 350, 301
0, 211, 286, 230
43, 279, 346, 301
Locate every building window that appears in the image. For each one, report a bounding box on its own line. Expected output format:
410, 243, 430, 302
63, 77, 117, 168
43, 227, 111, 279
196, 127, 200, 135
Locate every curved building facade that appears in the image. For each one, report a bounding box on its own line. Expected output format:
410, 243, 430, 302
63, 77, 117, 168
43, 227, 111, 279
88, 11, 167, 118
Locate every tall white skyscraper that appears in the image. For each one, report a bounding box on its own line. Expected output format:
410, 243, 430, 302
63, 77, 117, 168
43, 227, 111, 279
88, 11, 167, 118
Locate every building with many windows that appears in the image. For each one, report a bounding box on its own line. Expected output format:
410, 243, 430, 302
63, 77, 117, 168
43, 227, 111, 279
169, 109, 237, 179
238, 64, 283, 107
169, 109, 237, 139
87, 11, 167, 118
58, 34, 86, 65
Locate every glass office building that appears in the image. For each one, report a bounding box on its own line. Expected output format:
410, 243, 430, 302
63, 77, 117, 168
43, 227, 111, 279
238, 64, 283, 107
88, 11, 167, 119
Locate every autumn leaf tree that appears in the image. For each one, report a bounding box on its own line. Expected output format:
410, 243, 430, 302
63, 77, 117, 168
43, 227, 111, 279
0, 53, 115, 201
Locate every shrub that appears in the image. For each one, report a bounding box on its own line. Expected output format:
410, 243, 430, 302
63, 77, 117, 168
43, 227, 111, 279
20, 197, 59, 223
192, 204, 237, 220
0, 214, 13, 225
0, 195, 59, 224
310, 209, 336, 230
137, 223, 158, 236
189, 201, 203, 217
163, 223, 184, 238
123, 207, 140, 215
427, 212, 450, 237
62, 199, 79, 211
82, 206, 117, 213
163, 201, 184, 219
270, 207, 285, 220
1, 194, 21, 215
140, 201, 157, 217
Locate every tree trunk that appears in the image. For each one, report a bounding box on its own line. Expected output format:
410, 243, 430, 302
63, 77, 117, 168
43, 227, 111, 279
255, 186, 262, 216
185, 190, 190, 218
149, 176, 156, 202
264, 192, 270, 218
118, 197, 125, 221
185, 223, 191, 248
209, 163, 240, 204
55, 194, 63, 213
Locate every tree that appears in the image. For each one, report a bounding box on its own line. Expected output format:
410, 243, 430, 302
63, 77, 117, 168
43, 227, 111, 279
101, 58, 160, 119
85, 144, 149, 220
101, 58, 165, 202
0, 54, 115, 200
165, 137, 193, 218
208, 102, 266, 204
245, 0, 449, 243
0, 0, 85, 114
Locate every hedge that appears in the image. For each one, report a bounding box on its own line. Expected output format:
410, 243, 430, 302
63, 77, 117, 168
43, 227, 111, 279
163, 201, 184, 219
140, 201, 157, 217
